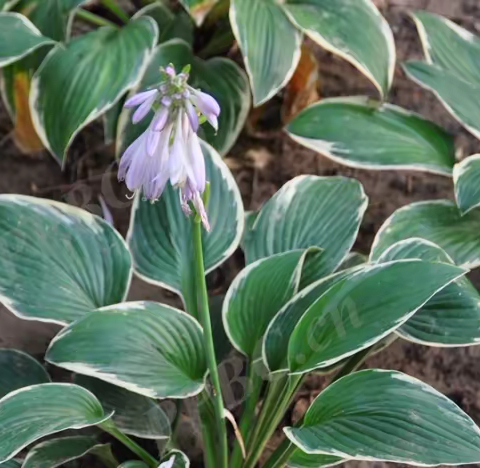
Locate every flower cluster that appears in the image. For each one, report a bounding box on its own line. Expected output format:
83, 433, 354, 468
118, 64, 220, 231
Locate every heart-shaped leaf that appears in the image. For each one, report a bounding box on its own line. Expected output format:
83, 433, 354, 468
264, 267, 361, 373
223, 250, 317, 358
22, 436, 107, 468
454, 154, 480, 214
370, 200, 480, 268
0, 195, 132, 325
0, 12, 55, 67
178, 0, 218, 26
127, 141, 243, 316
117, 39, 249, 157
74, 375, 171, 440
405, 13, 480, 140
287, 451, 343, 468
286, 96, 455, 175
285, 370, 480, 465
0, 349, 50, 398
243, 175, 367, 283
287, 260, 465, 373
0, 383, 110, 463
377, 238, 480, 346
282, 0, 395, 96
46, 302, 207, 399
30, 17, 158, 164
230, 0, 302, 106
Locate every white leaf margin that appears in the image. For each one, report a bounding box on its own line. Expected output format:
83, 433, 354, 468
453, 154, 480, 215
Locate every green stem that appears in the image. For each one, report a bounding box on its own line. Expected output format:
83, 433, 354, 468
101, 423, 158, 467
230, 361, 264, 467
192, 218, 228, 468
100, 0, 130, 23
262, 439, 296, 468
243, 374, 302, 468
75, 9, 118, 28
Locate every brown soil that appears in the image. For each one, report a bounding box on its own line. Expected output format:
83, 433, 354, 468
1, 1, 480, 467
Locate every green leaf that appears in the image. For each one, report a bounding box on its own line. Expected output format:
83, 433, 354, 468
287, 451, 343, 468
377, 238, 480, 346
223, 250, 315, 358
162, 450, 190, 467
30, 17, 158, 164
0, 0, 20, 11
13, 0, 90, 41
336, 252, 367, 271
286, 96, 455, 175
264, 266, 361, 373
454, 154, 480, 214
0, 383, 110, 463
285, 369, 480, 465
0, 13, 55, 67
0, 195, 132, 325
406, 12, 480, 140
0, 349, 50, 398
243, 175, 367, 283
0, 461, 20, 468
209, 295, 232, 362
22, 436, 106, 468
230, 0, 301, 106
46, 302, 207, 399
178, 0, 218, 26
370, 200, 480, 268
127, 141, 243, 316
287, 260, 465, 373
403, 62, 480, 141
282, 0, 395, 96
117, 39, 249, 157
74, 374, 171, 440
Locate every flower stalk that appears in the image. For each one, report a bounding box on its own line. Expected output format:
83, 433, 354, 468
192, 214, 228, 468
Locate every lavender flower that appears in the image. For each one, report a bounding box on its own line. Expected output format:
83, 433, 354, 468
118, 64, 220, 231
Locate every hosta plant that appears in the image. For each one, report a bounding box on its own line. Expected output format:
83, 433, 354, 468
1, 65, 480, 468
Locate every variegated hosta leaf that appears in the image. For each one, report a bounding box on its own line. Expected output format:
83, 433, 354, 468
264, 267, 361, 373
243, 176, 367, 284
285, 370, 480, 465
0, 383, 111, 463
370, 200, 480, 268
117, 38, 249, 157
46, 302, 208, 399
0, 0, 20, 10
377, 238, 480, 346
127, 142, 243, 316
0, 461, 20, 468
282, 0, 395, 97
404, 12, 480, 140
178, 0, 218, 26
0, 349, 50, 398
287, 451, 343, 468
286, 96, 455, 175
13, 0, 90, 41
161, 450, 190, 468
74, 375, 171, 440
22, 436, 107, 468
223, 249, 320, 358
454, 154, 480, 214
0, 13, 55, 67
30, 17, 158, 164
230, 0, 302, 106
0, 195, 132, 325
336, 252, 367, 271
287, 260, 464, 374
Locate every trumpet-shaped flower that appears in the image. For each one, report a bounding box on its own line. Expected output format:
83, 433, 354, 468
118, 64, 220, 231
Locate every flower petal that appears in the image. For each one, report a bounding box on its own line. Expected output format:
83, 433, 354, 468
193, 90, 220, 116
124, 89, 158, 108
132, 94, 157, 124
185, 100, 199, 132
